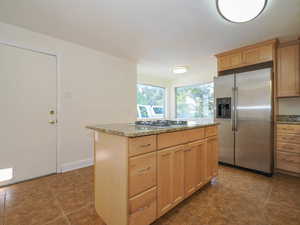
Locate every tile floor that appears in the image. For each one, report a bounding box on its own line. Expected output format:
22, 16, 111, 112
0, 165, 299, 225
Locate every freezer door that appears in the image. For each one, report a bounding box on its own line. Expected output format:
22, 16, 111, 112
214, 74, 235, 165
235, 68, 272, 173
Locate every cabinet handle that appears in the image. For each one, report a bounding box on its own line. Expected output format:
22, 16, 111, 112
131, 203, 151, 215
282, 137, 295, 140
137, 166, 151, 174
281, 128, 293, 131
184, 149, 192, 152
282, 158, 297, 163
140, 144, 151, 148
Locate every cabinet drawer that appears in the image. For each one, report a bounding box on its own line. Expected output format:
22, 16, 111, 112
129, 135, 157, 157
205, 126, 218, 137
277, 142, 300, 154
277, 151, 300, 173
157, 130, 188, 149
185, 128, 205, 142
129, 187, 157, 225
129, 152, 157, 197
277, 124, 300, 134
277, 134, 300, 144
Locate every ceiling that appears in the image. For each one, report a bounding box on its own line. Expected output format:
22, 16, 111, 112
0, 0, 299, 80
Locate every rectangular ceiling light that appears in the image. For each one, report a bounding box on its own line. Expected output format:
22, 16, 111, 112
0, 168, 13, 182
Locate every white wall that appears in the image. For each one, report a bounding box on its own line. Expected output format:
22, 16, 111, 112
278, 97, 300, 115
0, 22, 137, 171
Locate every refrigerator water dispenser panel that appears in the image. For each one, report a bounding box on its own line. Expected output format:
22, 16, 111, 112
216, 97, 231, 119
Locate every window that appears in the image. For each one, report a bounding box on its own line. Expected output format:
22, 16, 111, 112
137, 84, 165, 119
176, 83, 214, 119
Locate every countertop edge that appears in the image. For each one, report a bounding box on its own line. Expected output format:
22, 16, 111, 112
276, 121, 300, 125
86, 123, 219, 137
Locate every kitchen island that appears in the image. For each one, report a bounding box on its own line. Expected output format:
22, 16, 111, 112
87, 121, 219, 225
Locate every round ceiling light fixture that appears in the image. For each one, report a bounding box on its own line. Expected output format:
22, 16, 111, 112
216, 0, 268, 23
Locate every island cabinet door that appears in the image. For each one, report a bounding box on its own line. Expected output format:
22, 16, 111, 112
172, 146, 185, 205
207, 136, 219, 179
157, 145, 185, 217
192, 140, 208, 188
184, 145, 197, 197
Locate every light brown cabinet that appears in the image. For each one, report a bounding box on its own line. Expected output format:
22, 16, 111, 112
93, 125, 219, 225
277, 42, 300, 97
218, 52, 243, 71
157, 134, 217, 218
207, 136, 219, 179
183, 146, 197, 197
191, 140, 207, 189
215, 39, 277, 72
243, 45, 273, 65
129, 187, 157, 225
129, 152, 157, 197
157, 145, 185, 217
276, 124, 300, 174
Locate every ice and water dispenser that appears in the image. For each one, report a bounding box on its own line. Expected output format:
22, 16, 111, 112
216, 97, 231, 119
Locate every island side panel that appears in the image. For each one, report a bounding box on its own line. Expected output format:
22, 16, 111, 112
94, 132, 129, 225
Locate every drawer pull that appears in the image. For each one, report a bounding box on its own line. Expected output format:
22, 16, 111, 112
161, 153, 171, 157
131, 203, 151, 215
282, 158, 298, 163
285, 146, 295, 150
281, 128, 293, 130
184, 149, 192, 152
140, 144, 151, 148
282, 137, 295, 141
137, 166, 151, 174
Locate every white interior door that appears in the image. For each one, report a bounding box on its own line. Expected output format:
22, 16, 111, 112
0, 43, 57, 186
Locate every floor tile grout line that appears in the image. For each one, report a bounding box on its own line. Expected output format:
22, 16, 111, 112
63, 201, 94, 217
46, 171, 94, 225
2, 192, 6, 225
48, 179, 72, 225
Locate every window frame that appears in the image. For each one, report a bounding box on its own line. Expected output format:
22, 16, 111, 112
175, 82, 214, 120
137, 83, 167, 120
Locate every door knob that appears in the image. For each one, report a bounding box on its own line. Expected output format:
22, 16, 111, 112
49, 120, 57, 124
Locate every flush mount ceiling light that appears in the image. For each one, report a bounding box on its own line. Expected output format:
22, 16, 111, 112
173, 66, 188, 74
217, 0, 268, 23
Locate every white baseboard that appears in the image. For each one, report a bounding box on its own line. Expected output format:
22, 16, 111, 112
60, 158, 94, 173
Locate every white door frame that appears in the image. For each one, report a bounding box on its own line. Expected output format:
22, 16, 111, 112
0, 40, 62, 173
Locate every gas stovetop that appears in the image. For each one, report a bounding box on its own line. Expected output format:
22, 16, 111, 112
135, 120, 188, 127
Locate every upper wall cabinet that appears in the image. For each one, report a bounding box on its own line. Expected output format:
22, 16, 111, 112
215, 39, 277, 72
277, 41, 300, 98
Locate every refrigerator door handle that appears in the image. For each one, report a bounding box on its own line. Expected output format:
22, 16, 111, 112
235, 87, 238, 131
232, 87, 235, 132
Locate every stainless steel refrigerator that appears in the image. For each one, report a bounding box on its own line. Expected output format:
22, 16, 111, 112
214, 68, 273, 175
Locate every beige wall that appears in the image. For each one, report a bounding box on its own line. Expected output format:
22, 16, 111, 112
278, 97, 300, 115
0, 22, 137, 171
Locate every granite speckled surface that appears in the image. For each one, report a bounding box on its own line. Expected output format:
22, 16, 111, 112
277, 115, 300, 125
87, 120, 218, 137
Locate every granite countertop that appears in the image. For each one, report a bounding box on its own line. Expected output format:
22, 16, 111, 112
87, 120, 218, 137
277, 115, 300, 125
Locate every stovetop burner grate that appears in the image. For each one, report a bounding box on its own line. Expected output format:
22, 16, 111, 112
135, 120, 188, 127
